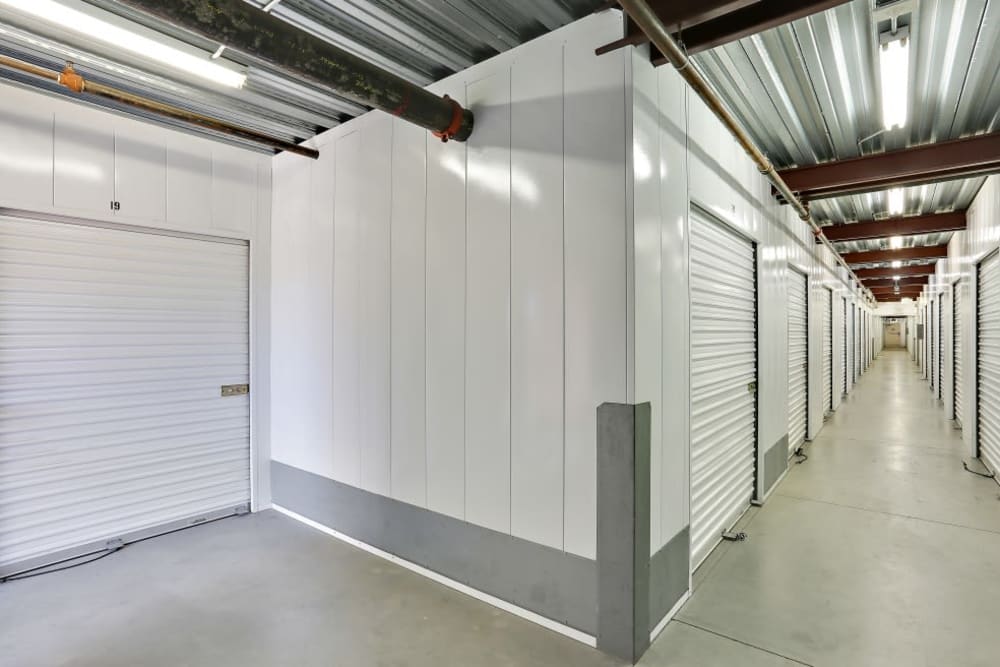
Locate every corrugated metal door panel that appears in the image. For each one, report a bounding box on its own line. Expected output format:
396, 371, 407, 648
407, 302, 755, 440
931, 301, 937, 393
842, 298, 848, 395
822, 289, 832, 412
787, 271, 807, 457
689, 209, 756, 572
0, 216, 250, 575
938, 297, 943, 400
955, 282, 963, 428
978, 252, 1000, 474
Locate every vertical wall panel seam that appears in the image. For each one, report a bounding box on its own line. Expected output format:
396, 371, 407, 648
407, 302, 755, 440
462, 81, 469, 521
388, 118, 395, 497
508, 64, 513, 534
560, 43, 567, 552
463, 81, 470, 522
624, 46, 635, 404
655, 61, 665, 551
684, 84, 693, 530
356, 135, 363, 487
423, 125, 429, 508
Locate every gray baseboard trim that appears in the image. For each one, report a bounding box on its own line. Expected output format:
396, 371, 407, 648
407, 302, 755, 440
648, 525, 689, 632
271, 461, 596, 635
762, 434, 789, 498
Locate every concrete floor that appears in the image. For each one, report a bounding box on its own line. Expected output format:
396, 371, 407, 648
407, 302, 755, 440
3, 350, 999, 666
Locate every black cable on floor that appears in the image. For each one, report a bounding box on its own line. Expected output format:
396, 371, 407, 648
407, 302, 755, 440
963, 460, 996, 479
793, 447, 808, 464
0, 545, 124, 584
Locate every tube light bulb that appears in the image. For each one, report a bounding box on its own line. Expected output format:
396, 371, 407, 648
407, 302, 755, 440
0, 0, 246, 88
892, 260, 902, 268
879, 37, 909, 129
887, 188, 905, 215
889, 235, 903, 249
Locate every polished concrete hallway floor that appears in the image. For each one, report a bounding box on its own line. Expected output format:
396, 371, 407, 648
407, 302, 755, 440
672, 349, 1000, 666
3, 351, 999, 666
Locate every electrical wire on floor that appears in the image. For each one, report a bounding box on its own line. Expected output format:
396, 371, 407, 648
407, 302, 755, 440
793, 447, 808, 464
962, 460, 996, 479
0, 544, 125, 584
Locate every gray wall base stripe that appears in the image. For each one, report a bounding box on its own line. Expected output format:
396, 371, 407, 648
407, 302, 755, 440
271, 461, 596, 634
648, 525, 690, 632
762, 434, 789, 497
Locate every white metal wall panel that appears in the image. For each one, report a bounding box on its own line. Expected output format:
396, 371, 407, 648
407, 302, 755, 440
822, 288, 833, 412
787, 271, 808, 456
359, 115, 393, 496
0, 216, 250, 574
425, 88, 468, 519
955, 282, 964, 428
332, 132, 362, 486
689, 210, 756, 571
388, 120, 428, 508
510, 44, 565, 549
465, 70, 512, 534
978, 252, 1000, 474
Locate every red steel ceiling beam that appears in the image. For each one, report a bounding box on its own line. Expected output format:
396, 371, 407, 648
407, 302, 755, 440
878, 295, 923, 302
779, 133, 1000, 200
863, 276, 928, 288
822, 211, 967, 242
650, 0, 851, 60
855, 264, 937, 279
841, 244, 949, 265
596, 1, 847, 57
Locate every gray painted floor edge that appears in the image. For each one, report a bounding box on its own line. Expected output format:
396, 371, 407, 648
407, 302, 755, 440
3, 351, 1000, 666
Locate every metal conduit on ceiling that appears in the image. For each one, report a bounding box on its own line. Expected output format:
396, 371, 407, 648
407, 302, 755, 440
0, 0, 605, 151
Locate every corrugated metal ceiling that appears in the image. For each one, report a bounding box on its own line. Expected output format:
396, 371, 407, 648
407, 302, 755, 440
695, 0, 999, 227
0, 0, 604, 150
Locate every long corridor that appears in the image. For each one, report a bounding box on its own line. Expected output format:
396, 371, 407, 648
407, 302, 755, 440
646, 349, 1000, 666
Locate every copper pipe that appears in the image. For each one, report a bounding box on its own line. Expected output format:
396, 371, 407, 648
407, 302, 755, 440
616, 0, 876, 305
0, 56, 318, 159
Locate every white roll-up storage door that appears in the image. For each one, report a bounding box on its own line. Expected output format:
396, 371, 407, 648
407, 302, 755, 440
927, 301, 937, 392
0, 216, 250, 577
955, 282, 963, 428
853, 304, 859, 383
843, 298, 848, 395
822, 288, 832, 413
689, 209, 756, 571
978, 252, 1000, 475
937, 297, 943, 400
787, 270, 807, 457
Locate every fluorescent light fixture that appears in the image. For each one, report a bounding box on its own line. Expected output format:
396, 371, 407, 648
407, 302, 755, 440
0, 0, 246, 88
887, 188, 905, 215
893, 275, 901, 281
879, 36, 909, 129
892, 260, 902, 268
889, 235, 903, 249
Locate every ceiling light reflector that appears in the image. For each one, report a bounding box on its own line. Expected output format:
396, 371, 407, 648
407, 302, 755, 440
880, 36, 909, 130
0, 0, 246, 88
887, 188, 905, 215
889, 235, 903, 249
892, 260, 902, 268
